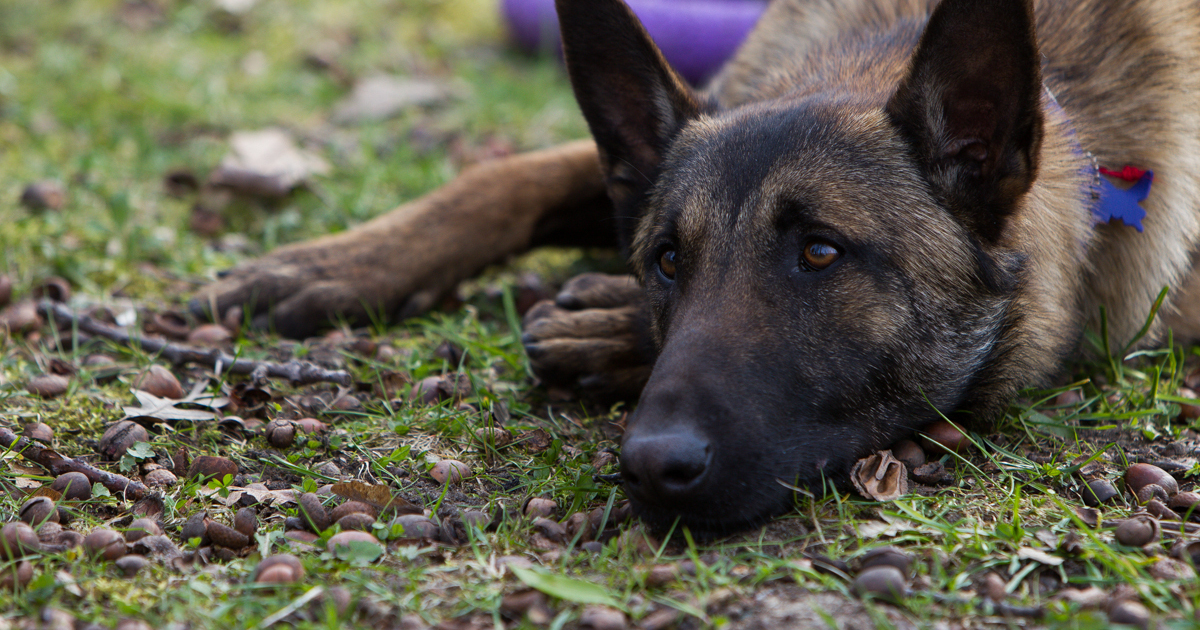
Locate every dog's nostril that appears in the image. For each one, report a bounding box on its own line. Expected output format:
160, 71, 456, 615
621, 431, 710, 501
660, 448, 708, 487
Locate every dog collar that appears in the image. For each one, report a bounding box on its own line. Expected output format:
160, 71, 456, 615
1045, 86, 1149, 232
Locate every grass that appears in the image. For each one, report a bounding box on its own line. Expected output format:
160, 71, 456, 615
3, 1, 1200, 628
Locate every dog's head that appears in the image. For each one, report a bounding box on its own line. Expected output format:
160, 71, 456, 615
557, 0, 1044, 533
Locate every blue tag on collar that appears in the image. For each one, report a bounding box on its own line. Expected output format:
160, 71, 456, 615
1094, 170, 1151, 232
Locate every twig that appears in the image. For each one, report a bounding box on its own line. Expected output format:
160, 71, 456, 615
38, 300, 352, 387
0, 427, 149, 500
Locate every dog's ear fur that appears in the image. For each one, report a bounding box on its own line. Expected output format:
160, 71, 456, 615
556, 0, 705, 249
887, 0, 1043, 243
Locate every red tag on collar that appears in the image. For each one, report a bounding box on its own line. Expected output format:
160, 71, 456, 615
1099, 165, 1148, 182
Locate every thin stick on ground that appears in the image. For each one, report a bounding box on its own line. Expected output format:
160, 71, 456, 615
0, 427, 149, 500
37, 300, 352, 387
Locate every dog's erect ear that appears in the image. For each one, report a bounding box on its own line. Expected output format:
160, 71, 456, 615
556, 0, 705, 248
887, 0, 1043, 243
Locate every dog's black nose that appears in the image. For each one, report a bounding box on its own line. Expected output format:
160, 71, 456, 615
621, 429, 711, 505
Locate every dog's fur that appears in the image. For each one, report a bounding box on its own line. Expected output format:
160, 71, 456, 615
195, 0, 1200, 533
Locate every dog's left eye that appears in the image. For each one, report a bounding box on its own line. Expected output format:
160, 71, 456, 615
658, 248, 678, 280
800, 239, 841, 271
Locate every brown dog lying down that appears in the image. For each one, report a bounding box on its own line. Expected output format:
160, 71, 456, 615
194, 0, 1200, 533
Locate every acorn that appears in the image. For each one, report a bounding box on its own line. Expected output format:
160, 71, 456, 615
52, 472, 92, 500
1082, 479, 1119, 506
132, 365, 185, 399
1136, 484, 1169, 505
533, 518, 567, 544
1125, 463, 1178, 497
890, 439, 925, 470
180, 512, 210, 545
388, 515, 438, 541
206, 521, 249, 549
852, 565, 909, 603
859, 546, 913, 576
20, 180, 66, 211
99, 421, 149, 460
124, 518, 163, 543
1115, 515, 1160, 547
32, 276, 71, 302
298, 493, 330, 533
329, 501, 377, 523
19, 496, 59, 527
1169, 491, 1200, 515
326, 531, 381, 554
144, 468, 178, 488
254, 554, 305, 584
565, 512, 594, 542
83, 528, 126, 561
0, 274, 11, 309
26, 374, 70, 399
0, 300, 41, 334
22, 422, 54, 442
187, 455, 238, 482
187, 324, 231, 347
461, 510, 490, 531
524, 497, 558, 519
234, 507, 258, 537
115, 554, 150, 577
0, 560, 34, 590
475, 427, 513, 448
0, 522, 41, 559
1108, 600, 1152, 629
335, 512, 376, 532
430, 459, 471, 485
293, 417, 326, 434
918, 420, 972, 454
265, 419, 296, 448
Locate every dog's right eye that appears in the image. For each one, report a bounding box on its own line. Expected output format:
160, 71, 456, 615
658, 248, 677, 280
800, 239, 841, 271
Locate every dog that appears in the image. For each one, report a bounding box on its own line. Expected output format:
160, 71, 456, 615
194, 0, 1200, 534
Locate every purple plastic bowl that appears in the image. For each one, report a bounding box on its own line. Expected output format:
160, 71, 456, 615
501, 0, 768, 84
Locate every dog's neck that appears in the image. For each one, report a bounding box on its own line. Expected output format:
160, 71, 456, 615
1044, 85, 1150, 233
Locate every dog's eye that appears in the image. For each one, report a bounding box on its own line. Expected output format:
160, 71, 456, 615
658, 248, 677, 280
800, 240, 841, 271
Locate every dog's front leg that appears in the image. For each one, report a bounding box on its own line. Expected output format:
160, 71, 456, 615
191, 140, 609, 338
522, 273, 656, 401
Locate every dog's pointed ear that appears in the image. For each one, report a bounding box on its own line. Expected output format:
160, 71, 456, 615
556, 0, 705, 247
887, 0, 1043, 242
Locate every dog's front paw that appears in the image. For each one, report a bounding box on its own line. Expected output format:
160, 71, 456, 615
189, 233, 444, 338
522, 273, 655, 400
